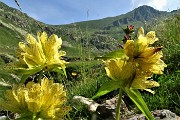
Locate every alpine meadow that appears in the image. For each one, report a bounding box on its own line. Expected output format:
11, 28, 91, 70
0, 1, 180, 120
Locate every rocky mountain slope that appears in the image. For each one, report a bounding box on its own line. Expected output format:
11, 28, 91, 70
0, 1, 178, 56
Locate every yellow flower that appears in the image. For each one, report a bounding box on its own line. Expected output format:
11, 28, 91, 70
124, 27, 167, 75
17, 32, 67, 70
0, 78, 71, 119
130, 69, 160, 93
71, 72, 77, 76
104, 59, 135, 85
103, 27, 166, 93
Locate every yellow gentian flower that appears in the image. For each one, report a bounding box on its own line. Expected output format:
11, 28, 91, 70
104, 27, 166, 93
0, 78, 71, 119
94, 27, 165, 119
104, 59, 135, 85
17, 32, 66, 70
124, 27, 167, 75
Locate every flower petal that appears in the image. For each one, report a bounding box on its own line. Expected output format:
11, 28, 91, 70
146, 31, 158, 44
137, 27, 144, 38
124, 40, 135, 58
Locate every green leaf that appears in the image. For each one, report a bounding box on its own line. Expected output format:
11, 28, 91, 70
124, 88, 154, 120
16, 67, 43, 83
62, 67, 67, 78
20, 74, 31, 83
95, 49, 129, 60
52, 66, 67, 77
16, 110, 34, 120
92, 80, 120, 99
14, 67, 43, 75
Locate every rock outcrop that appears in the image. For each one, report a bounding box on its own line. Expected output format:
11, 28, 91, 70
73, 95, 180, 120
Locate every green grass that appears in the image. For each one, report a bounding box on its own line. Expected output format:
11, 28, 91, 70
0, 4, 180, 119
0, 25, 22, 55
141, 14, 180, 115
65, 60, 111, 119
142, 73, 180, 114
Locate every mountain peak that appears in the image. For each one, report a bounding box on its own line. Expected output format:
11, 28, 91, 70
131, 5, 167, 21
135, 5, 157, 11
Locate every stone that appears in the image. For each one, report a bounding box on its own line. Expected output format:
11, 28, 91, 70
73, 96, 180, 120
128, 109, 179, 120
73, 95, 131, 120
0, 116, 6, 120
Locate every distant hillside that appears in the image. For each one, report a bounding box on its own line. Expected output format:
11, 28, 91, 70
0, 1, 178, 57
62, 5, 169, 30
0, 1, 81, 56
59, 5, 174, 44
0, 1, 70, 36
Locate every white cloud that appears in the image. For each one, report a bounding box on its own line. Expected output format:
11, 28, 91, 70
152, 0, 167, 10
131, 0, 180, 11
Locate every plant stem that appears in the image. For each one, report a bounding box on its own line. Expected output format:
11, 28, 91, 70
67, 112, 72, 120
37, 70, 43, 83
116, 88, 123, 120
32, 114, 36, 120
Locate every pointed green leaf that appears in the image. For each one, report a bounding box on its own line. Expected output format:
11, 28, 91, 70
95, 49, 129, 60
62, 67, 67, 78
92, 81, 120, 99
52, 66, 67, 77
124, 88, 154, 120
20, 74, 30, 83
14, 67, 43, 75
16, 67, 44, 83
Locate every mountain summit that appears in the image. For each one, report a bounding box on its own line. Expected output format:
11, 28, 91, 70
68, 5, 170, 30
131, 5, 168, 21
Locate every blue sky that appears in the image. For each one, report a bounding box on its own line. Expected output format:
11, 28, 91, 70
1, 0, 179, 25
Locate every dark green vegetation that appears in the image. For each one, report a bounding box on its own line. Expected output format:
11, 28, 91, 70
0, 1, 180, 119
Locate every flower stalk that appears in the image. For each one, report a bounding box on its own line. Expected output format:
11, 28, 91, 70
37, 70, 43, 83
116, 88, 123, 120
32, 114, 36, 120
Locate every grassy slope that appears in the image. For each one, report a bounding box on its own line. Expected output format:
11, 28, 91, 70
0, 25, 22, 55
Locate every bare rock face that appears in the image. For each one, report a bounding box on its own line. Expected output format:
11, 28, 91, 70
153, 109, 179, 120
73, 95, 180, 120
73, 95, 131, 120
128, 109, 179, 120
96, 96, 131, 120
